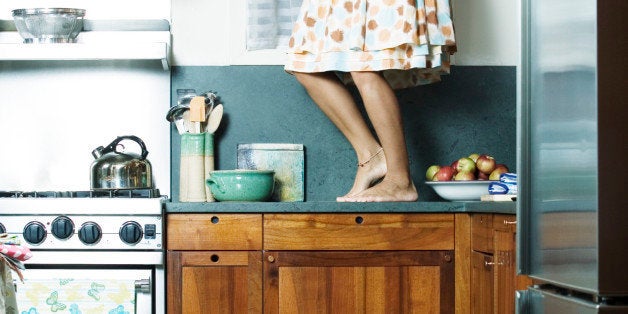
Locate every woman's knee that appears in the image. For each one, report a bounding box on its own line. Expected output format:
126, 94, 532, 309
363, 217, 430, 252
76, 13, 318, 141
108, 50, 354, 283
293, 72, 316, 87
350, 71, 382, 88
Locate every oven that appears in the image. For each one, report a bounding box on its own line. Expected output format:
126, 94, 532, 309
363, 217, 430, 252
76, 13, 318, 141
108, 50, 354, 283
0, 190, 165, 314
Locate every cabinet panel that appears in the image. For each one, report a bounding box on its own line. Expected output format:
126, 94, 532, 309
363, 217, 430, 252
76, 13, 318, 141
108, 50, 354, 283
167, 214, 262, 250
471, 214, 493, 254
264, 251, 454, 314
494, 229, 516, 314
167, 251, 262, 314
471, 251, 494, 314
264, 213, 454, 250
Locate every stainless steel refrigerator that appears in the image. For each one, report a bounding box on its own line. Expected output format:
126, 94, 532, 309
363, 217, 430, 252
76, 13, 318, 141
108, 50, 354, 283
517, 0, 628, 312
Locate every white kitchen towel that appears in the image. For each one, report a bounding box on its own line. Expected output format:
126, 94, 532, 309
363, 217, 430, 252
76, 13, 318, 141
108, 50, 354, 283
16, 278, 135, 314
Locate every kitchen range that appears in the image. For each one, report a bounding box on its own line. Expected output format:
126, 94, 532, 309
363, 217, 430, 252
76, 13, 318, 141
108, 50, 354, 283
0, 2, 172, 313
0, 189, 165, 313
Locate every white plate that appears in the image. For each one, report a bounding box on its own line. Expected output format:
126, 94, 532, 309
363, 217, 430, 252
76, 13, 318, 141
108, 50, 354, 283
425, 180, 496, 201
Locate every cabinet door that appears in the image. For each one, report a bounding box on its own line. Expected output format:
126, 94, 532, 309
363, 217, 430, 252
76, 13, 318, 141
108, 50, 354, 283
167, 251, 262, 314
471, 251, 494, 314
494, 229, 515, 314
263, 250, 454, 314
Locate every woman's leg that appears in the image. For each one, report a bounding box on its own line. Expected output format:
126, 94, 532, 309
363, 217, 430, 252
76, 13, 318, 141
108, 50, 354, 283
345, 71, 418, 202
293, 71, 387, 200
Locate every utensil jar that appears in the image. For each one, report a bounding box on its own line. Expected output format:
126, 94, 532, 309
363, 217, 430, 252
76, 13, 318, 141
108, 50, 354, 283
179, 133, 207, 202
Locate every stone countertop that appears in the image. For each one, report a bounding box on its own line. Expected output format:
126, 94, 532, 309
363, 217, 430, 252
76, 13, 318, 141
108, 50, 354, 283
164, 201, 516, 214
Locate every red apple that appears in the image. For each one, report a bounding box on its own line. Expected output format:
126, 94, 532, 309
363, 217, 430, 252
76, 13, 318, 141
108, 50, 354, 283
489, 164, 510, 180
450, 160, 459, 175
433, 166, 455, 181
425, 165, 441, 181
476, 154, 496, 175
477, 171, 489, 180
454, 171, 476, 181
456, 157, 477, 174
468, 153, 480, 163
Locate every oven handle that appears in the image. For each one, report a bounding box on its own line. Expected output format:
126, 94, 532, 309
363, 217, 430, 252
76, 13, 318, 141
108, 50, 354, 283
24, 251, 163, 265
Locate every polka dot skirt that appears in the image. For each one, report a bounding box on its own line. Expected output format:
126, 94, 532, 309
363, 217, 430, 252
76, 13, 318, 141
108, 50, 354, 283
285, 0, 457, 89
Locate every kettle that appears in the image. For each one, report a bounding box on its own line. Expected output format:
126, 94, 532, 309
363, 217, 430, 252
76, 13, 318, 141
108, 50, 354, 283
90, 135, 153, 190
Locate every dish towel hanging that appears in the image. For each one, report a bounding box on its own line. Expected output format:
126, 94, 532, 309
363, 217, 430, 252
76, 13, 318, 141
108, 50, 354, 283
247, 0, 303, 50
16, 278, 135, 314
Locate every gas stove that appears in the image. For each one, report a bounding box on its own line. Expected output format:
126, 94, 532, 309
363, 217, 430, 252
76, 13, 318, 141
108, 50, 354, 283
0, 189, 164, 252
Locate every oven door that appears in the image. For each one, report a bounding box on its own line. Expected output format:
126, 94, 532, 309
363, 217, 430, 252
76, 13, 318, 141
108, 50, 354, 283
15, 268, 153, 314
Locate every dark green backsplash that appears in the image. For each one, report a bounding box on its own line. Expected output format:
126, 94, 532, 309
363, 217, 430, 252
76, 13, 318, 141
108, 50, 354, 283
170, 65, 516, 202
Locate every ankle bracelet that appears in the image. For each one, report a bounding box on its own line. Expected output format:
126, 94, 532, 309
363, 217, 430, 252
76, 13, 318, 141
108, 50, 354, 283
358, 147, 384, 167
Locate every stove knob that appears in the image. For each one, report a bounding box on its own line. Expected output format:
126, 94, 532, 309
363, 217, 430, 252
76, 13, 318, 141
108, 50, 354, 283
52, 216, 74, 240
78, 222, 102, 245
23, 222, 47, 245
119, 221, 143, 245
0, 223, 5, 234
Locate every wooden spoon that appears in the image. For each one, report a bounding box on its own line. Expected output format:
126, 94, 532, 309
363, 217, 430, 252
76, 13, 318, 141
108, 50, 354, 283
206, 104, 223, 134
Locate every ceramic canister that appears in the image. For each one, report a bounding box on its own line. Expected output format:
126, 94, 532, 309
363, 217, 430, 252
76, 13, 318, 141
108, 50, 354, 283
180, 133, 205, 202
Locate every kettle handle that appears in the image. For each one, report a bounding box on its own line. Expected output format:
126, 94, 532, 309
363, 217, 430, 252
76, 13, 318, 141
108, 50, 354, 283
101, 135, 149, 160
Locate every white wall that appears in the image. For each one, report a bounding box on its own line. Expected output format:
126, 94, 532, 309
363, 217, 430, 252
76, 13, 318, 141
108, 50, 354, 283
170, 0, 520, 66
0, 1, 172, 193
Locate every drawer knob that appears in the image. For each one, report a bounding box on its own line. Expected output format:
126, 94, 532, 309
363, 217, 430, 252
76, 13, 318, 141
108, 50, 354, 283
267, 255, 275, 263
355, 216, 364, 224
503, 220, 517, 225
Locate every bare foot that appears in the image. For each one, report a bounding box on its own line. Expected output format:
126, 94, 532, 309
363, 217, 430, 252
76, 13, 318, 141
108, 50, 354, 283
337, 149, 387, 202
342, 178, 418, 202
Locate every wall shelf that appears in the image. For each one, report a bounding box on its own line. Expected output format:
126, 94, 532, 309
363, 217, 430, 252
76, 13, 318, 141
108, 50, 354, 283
0, 19, 171, 70
0, 42, 170, 70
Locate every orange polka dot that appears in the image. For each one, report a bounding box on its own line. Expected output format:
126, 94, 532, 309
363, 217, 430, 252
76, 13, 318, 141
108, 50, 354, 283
378, 29, 391, 42
293, 61, 306, 70
354, 0, 362, 10
344, 1, 353, 13
318, 6, 327, 18
368, 20, 379, 30
426, 11, 437, 24
383, 0, 396, 6
442, 25, 452, 37
331, 29, 344, 42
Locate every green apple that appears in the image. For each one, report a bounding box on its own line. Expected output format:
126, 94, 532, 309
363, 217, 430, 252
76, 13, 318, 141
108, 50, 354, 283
425, 165, 441, 181
454, 171, 476, 181
455, 157, 477, 174
468, 153, 480, 163
489, 164, 510, 180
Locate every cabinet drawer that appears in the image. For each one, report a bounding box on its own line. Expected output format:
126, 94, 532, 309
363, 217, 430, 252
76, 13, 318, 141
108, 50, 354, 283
471, 214, 493, 254
264, 213, 454, 250
167, 214, 262, 250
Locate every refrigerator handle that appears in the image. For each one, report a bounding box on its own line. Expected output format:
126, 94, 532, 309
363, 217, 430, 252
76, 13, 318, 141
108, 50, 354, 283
516, 0, 532, 276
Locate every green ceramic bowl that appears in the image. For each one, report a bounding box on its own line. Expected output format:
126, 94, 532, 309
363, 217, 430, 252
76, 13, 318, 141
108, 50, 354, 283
206, 169, 275, 202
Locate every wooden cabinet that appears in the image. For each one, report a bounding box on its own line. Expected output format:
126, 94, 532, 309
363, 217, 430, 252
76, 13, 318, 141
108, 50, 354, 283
166, 214, 263, 314
263, 214, 455, 313
165, 211, 524, 313
468, 213, 531, 314
167, 251, 262, 313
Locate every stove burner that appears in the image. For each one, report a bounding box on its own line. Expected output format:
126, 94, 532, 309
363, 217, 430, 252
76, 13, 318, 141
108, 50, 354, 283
0, 189, 160, 199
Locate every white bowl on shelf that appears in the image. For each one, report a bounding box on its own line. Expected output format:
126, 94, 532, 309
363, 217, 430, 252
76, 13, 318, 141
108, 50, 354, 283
425, 180, 495, 201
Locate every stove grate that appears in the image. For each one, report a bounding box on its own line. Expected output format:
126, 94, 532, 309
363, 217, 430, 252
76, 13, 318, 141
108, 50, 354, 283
0, 189, 160, 199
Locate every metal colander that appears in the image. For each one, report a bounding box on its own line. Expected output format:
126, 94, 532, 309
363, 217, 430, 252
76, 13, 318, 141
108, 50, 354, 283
12, 8, 86, 43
